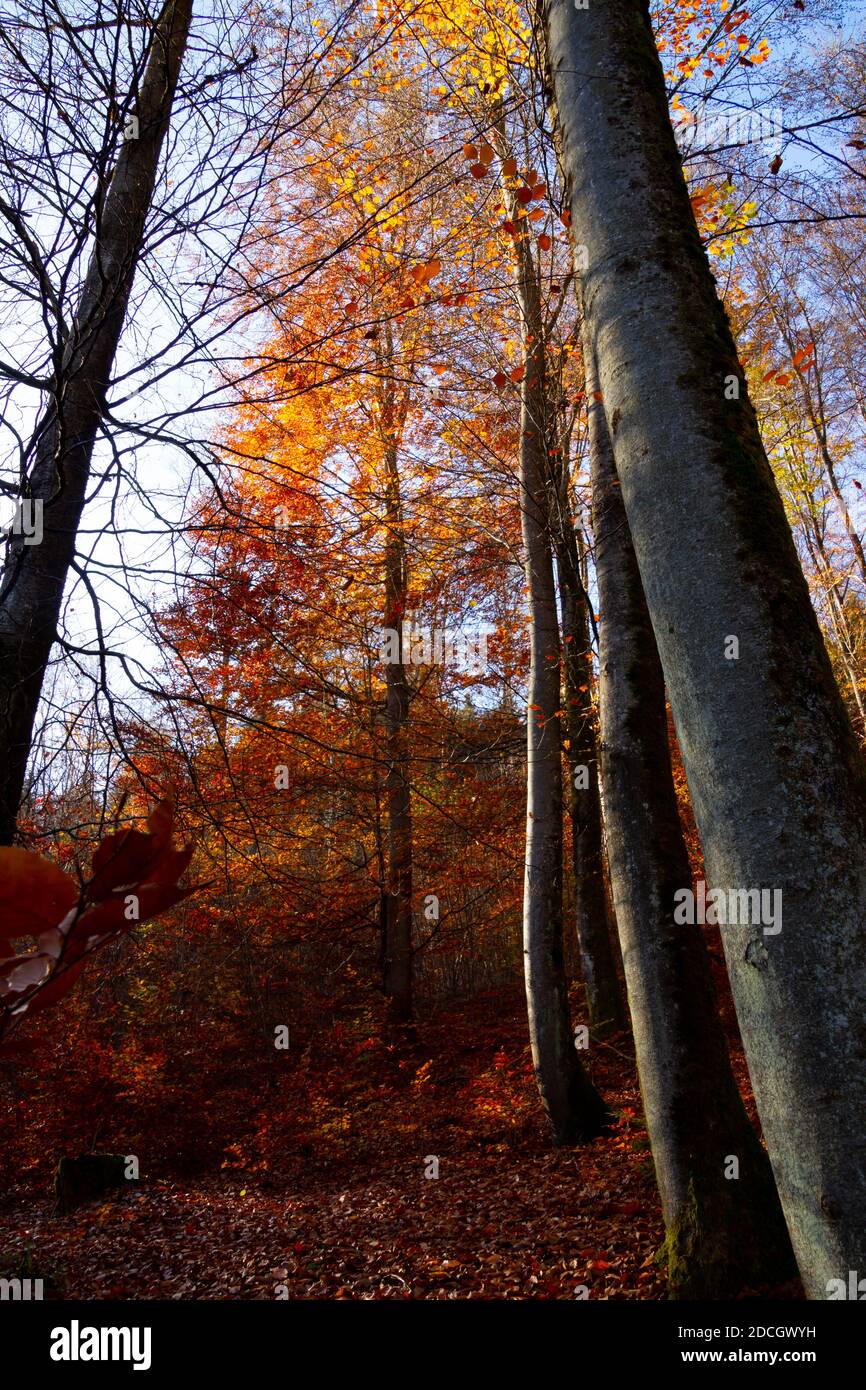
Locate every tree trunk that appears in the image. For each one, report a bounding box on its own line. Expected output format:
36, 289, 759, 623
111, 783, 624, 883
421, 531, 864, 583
543, 0, 866, 1293
588, 337, 795, 1298
0, 0, 194, 843
382, 437, 414, 1031
549, 446, 627, 1038
498, 130, 608, 1143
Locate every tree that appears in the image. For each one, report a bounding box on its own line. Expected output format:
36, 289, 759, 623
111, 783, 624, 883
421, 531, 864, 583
586, 332, 794, 1297
496, 124, 608, 1141
0, 0, 355, 846
143, 33, 530, 1036
0, 0, 194, 844
542, 0, 866, 1293
547, 350, 627, 1039
377, 321, 415, 1030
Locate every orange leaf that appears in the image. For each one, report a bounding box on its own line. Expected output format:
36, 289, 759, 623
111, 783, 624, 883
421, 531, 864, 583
463, 143, 478, 161
147, 845, 195, 886
0, 848, 77, 948
89, 829, 159, 900
411, 259, 441, 286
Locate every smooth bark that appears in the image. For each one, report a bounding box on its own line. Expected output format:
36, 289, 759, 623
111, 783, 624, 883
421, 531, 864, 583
499, 135, 608, 1142
588, 339, 795, 1298
549, 447, 627, 1038
542, 0, 866, 1293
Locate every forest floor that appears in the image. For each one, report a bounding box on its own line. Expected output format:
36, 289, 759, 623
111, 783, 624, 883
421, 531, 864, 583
0, 987, 802, 1300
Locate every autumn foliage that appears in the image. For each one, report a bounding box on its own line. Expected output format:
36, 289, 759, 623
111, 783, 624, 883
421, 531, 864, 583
0, 0, 863, 1312
0, 802, 196, 1046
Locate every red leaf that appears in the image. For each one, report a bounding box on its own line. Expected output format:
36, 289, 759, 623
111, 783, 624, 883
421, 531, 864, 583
65, 884, 196, 964
88, 799, 179, 900
0, 848, 77, 949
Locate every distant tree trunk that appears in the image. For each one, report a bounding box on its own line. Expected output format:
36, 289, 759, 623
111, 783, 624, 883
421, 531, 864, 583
543, 0, 866, 1292
497, 126, 608, 1142
588, 338, 795, 1297
756, 265, 866, 591
382, 435, 414, 1032
802, 524, 866, 732
0, 0, 194, 844
549, 443, 627, 1038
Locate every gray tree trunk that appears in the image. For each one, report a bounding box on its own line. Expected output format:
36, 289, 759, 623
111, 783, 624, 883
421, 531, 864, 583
549, 447, 627, 1038
588, 337, 795, 1297
499, 137, 608, 1142
0, 0, 194, 843
542, 0, 866, 1293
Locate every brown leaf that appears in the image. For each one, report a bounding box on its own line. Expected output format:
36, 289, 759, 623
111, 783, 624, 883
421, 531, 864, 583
0, 848, 77, 947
